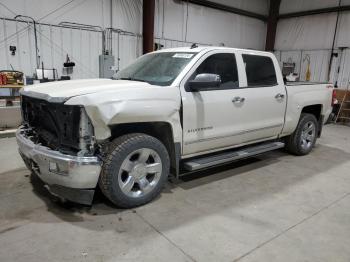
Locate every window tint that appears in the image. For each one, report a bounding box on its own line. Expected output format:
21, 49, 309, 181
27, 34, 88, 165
242, 54, 277, 87
193, 53, 239, 89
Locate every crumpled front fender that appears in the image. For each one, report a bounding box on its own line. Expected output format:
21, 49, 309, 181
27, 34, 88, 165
65, 86, 183, 143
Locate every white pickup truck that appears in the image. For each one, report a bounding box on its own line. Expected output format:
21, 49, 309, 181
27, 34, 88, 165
17, 46, 334, 207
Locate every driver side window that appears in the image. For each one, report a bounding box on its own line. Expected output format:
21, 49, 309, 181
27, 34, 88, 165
193, 53, 239, 89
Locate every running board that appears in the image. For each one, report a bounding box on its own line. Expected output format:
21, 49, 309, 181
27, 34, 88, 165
183, 141, 285, 171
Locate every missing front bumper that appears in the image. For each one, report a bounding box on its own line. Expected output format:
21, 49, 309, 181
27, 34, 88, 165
16, 126, 102, 205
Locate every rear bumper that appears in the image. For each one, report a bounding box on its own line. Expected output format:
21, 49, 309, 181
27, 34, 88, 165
16, 126, 101, 205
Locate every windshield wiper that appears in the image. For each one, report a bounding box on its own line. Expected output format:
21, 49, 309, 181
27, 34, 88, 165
118, 77, 147, 83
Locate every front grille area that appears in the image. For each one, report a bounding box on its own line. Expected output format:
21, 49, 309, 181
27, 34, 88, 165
21, 95, 82, 154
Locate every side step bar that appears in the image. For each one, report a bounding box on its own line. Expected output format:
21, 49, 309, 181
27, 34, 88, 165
183, 141, 285, 171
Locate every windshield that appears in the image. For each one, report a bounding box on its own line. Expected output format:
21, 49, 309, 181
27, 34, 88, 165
115, 52, 197, 86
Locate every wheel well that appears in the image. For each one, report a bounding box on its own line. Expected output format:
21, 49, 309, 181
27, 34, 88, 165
301, 104, 323, 137
109, 122, 178, 176
301, 104, 322, 120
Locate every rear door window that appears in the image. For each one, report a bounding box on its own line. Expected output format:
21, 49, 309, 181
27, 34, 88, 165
242, 54, 277, 87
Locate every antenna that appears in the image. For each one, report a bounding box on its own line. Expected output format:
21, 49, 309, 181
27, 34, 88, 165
190, 43, 198, 49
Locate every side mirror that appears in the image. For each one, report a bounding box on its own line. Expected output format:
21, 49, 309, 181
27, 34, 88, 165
188, 73, 221, 91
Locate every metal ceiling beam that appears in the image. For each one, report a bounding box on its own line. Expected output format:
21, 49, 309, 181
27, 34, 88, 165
265, 0, 281, 51
143, 0, 155, 54
179, 0, 267, 21
279, 5, 350, 19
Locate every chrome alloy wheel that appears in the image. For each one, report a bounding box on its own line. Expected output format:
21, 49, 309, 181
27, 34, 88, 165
300, 121, 316, 151
118, 148, 162, 198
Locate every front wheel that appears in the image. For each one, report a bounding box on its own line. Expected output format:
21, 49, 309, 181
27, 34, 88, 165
285, 113, 318, 156
99, 133, 170, 208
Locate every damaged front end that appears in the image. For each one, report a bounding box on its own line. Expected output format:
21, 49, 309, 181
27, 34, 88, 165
21, 95, 97, 156
17, 95, 101, 205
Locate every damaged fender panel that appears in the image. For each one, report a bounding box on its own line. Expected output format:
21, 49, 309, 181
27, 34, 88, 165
65, 86, 183, 143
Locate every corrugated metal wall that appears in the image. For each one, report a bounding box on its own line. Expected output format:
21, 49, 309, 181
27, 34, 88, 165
275, 0, 350, 88
0, 19, 103, 79
0, 0, 269, 79
0, 0, 142, 79
154, 0, 268, 50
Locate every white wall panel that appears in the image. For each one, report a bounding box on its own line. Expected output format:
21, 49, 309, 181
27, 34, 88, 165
112, 0, 142, 34
0, 19, 37, 74
0, 0, 142, 79
336, 11, 350, 47
155, 0, 267, 49
274, 49, 330, 83
0, 0, 110, 28
275, 2, 350, 88
110, 32, 142, 70
1, 0, 268, 80
160, 0, 187, 40
335, 49, 350, 88
275, 13, 337, 50
117, 34, 142, 69
0, 0, 142, 33
154, 0, 164, 38
279, 0, 343, 14
186, 3, 266, 49
0, 18, 103, 78
0, 20, 141, 78
300, 50, 330, 82
212, 0, 269, 15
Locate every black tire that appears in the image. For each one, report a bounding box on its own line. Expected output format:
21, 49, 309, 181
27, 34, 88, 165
285, 113, 318, 156
99, 133, 170, 208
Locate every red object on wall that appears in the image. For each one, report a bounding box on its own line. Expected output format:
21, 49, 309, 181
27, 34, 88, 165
0, 74, 7, 85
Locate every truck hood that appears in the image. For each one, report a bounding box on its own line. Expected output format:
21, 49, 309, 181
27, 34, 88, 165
21, 78, 182, 142
20, 78, 152, 102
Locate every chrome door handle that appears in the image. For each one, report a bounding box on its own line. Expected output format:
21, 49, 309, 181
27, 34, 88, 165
275, 93, 285, 99
232, 96, 245, 103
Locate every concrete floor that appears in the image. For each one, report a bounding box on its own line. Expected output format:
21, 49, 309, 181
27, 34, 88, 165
0, 124, 350, 262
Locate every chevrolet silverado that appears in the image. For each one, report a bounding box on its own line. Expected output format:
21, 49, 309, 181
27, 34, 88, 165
17, 46, 334, 207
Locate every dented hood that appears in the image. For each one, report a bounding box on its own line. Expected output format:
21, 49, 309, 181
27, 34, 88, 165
20, 78, 182, 141
20, 78, 152, 102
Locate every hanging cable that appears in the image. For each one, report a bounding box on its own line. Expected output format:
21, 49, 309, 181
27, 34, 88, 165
328, 0, 342, 82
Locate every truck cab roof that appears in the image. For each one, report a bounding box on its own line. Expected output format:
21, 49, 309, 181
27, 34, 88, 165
153, 46, 274, 57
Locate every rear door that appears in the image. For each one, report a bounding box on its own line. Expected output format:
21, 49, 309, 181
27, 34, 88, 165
230, 52, 287, 145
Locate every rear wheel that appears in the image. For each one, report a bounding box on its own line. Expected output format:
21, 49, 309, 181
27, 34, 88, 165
99, 133, 170, 208
285, 113, 318, 155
